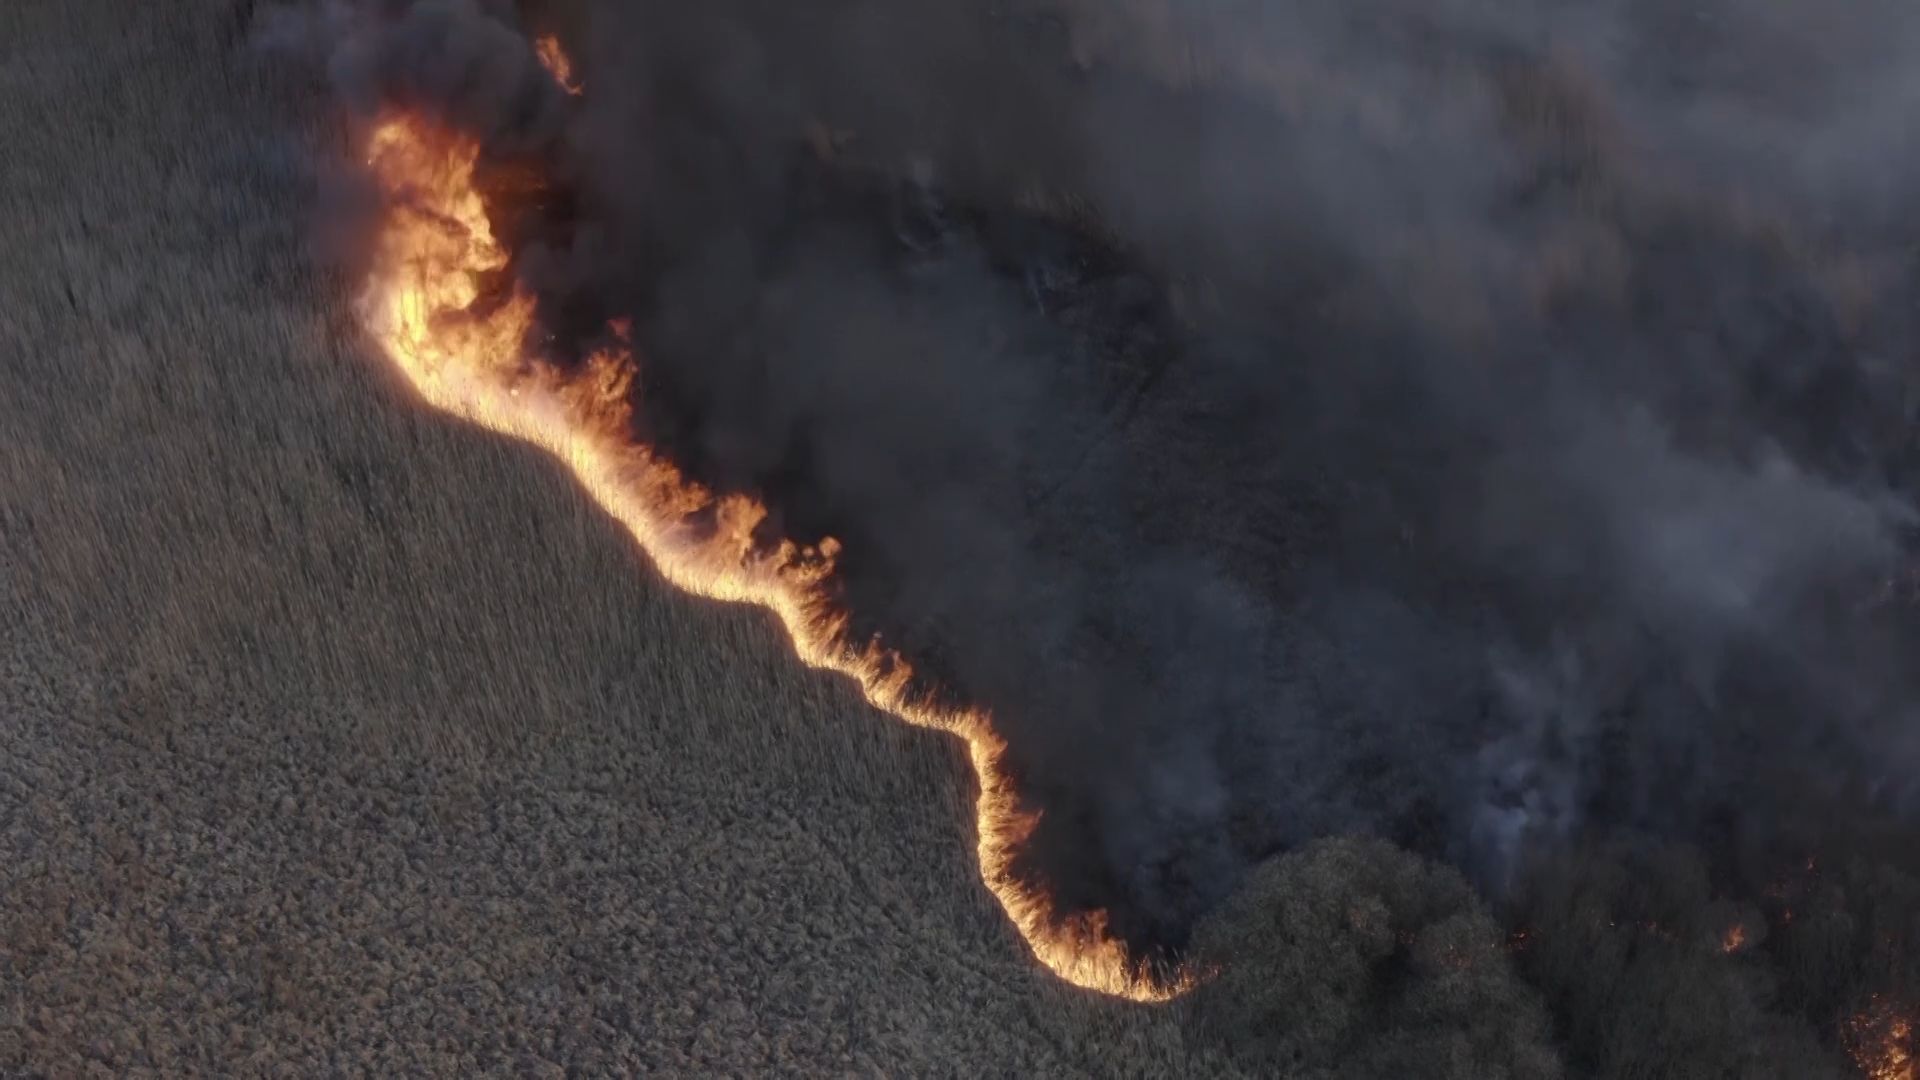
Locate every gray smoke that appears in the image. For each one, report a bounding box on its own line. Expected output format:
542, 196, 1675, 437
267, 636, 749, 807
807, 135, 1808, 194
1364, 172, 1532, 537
295, 0, 1920, 963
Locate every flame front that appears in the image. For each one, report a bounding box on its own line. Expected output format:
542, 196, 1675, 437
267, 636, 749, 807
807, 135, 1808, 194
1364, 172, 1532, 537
357, 94, 1184, 1000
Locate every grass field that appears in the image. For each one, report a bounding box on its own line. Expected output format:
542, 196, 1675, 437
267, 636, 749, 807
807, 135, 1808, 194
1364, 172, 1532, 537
12, 2, 1918, 1076
0, 2, 1235, 1072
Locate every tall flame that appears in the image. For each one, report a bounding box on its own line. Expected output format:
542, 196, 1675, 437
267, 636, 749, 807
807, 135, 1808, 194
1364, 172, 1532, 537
355, 57, 1187, 1001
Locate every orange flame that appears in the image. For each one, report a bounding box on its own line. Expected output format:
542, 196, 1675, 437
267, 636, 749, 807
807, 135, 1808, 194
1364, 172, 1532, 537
1721, 923, 1746, 954
533, 35, 582, 96
1849, 997, 1915, 1080
354, 48, 1187, 1003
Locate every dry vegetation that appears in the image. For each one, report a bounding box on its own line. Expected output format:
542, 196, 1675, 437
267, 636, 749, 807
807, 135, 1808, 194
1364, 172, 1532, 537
10, 2, 1914, 1077
0, 1, 1236, 1072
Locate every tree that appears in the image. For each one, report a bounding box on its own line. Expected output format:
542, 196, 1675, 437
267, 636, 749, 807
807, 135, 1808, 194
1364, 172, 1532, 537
1511, 841, 1849, 1080
1185, 836, 1561, 1079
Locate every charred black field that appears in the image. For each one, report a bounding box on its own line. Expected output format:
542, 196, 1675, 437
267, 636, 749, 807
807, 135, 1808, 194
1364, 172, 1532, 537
7, 0, 1920, 1075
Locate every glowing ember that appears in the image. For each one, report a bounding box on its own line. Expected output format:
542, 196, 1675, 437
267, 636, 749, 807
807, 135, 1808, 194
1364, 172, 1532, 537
354, 50, 1184, 1002
533, 35, 582, 96
1849, 997, 1916, 1080
1721, 923, 1746, 954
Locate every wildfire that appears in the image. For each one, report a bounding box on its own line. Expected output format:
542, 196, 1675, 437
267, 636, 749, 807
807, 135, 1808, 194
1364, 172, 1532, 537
1848, 997, 1915, 1080
355, 45, 1185, 1002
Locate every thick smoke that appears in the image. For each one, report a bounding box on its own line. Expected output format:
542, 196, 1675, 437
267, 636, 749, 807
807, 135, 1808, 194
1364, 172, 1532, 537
305, 0, 1920, 981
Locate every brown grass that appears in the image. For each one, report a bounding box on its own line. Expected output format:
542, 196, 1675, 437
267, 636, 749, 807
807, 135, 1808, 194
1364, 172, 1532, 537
0, 1, 1237, 1072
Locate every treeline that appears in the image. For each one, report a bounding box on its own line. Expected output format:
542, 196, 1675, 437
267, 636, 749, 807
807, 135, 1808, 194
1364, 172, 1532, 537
1187, 832, 1920, 1078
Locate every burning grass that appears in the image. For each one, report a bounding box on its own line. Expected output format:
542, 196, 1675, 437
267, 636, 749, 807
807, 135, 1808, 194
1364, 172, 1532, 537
357, 80, 1184, 999
1849, 998, 1916, 1080
13, 1, 1920, 1075
0, 2, 1213, 1071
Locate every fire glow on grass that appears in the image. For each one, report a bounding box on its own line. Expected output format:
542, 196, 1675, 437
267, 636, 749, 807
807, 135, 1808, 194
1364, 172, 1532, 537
355, 49, 1189, 1002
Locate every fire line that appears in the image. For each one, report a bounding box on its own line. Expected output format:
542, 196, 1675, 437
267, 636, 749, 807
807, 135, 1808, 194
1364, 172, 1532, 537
353, 45, 1189, 1002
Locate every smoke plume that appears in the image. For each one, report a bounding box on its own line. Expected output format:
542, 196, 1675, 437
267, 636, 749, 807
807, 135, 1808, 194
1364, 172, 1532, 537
291, 0, 1920, 1048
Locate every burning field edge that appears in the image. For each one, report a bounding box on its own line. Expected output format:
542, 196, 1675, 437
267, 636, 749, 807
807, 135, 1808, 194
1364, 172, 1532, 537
354, 41, 1191, 1002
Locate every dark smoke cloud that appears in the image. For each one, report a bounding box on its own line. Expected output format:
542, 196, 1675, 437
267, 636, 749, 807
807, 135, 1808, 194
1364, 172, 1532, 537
300, 0, 1920, 981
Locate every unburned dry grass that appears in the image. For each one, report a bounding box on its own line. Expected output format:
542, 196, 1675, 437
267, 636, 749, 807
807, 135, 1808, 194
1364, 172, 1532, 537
0, 1, 1235, 1073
